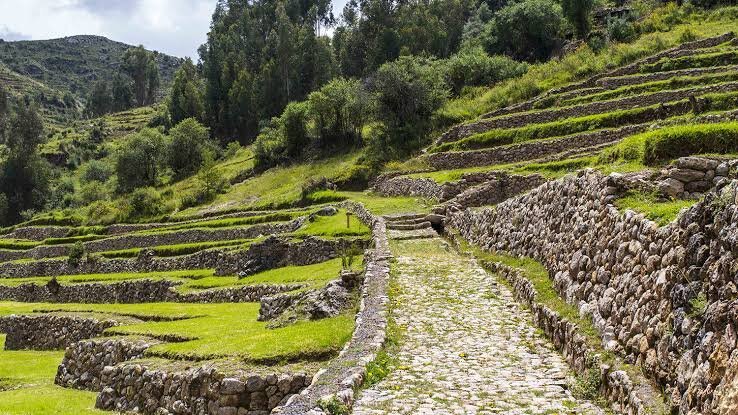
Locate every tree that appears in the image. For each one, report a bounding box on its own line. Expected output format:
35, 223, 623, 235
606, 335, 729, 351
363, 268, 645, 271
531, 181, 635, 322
484, 0, 564, 62
169, 58, 204, 125
121, 46, 160, 107
115, 128, 167, 192
562, 0, 594, 38
369, 56, 449, 158
0, 102, 51, 224
111, 74, 134, 112
86, 80, 112, 117
307, 78, 371, 149
168, 118, 213, 179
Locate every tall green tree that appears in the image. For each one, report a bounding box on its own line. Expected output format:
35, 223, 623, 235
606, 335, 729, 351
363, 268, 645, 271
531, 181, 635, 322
562, 0, 594, 38
169, 58, 205, 124
86, 80, 112, 117
122, 46, 160, 107
111, 73, 134, 112
0, 102, 51, 224
115, 128, 167, 192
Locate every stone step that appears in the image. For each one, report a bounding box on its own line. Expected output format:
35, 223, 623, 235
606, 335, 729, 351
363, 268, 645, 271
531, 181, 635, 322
383, 213, 427, 222
386, 221, 432, 231
387, 228, 438, 240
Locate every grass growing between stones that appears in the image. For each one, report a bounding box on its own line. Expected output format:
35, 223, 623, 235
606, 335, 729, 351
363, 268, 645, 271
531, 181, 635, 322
615, 191, 696, 226
452, 234, 668, 414
0, 335, 104, 415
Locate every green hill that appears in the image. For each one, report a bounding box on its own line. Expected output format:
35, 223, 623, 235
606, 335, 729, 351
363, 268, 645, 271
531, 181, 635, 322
0, 35, 182, 124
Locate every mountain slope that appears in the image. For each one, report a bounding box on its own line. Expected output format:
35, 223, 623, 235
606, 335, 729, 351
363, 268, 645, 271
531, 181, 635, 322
0, 35, 182, 121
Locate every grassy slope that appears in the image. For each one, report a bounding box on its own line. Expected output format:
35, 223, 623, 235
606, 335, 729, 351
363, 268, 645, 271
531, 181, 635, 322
0, 335, 103, 415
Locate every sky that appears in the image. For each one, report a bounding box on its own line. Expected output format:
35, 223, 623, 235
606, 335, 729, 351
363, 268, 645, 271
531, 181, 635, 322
0, 0, 350, 59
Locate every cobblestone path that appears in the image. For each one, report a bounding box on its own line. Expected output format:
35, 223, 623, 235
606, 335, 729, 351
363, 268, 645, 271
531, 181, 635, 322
354, 236, 603, 415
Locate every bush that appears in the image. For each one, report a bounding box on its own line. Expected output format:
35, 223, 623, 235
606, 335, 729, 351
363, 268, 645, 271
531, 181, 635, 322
445, 47, 528, 94
168, 118, 214, 179
484, 0, 564, 62
224, 141, 241, 159
116, 129, 167, 192
369, 56, 449, 159
127, 187, 165, 219
82, 160, 113, 183
79, 181, 110, 205
308, 78, 371, 150
607, 17, 637, 43
67, 241, 85, 267
180, 154, 229, 209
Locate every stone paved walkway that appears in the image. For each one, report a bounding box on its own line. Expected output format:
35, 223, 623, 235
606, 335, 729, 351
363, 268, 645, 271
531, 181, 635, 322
354, 236, 603, 415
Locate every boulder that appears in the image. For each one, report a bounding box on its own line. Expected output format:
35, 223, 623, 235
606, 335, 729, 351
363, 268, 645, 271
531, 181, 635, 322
676, 157, 719, 172
658, 178, 684, 198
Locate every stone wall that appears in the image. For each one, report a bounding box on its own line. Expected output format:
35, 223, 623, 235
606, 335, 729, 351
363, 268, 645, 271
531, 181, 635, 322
372, 171, 545, 208
657, 157, 738, 199
95, 364, 310, 415
272, 201, 391, 414
0, 278, 299, 304
215, 236, 368, 277
56, 338, 156, 391
439, 32, 734, 130
0, 315, 117, 350
1, 226, 70, 241
446, 173, 545, 209
483, 261, 664, 414
599, 65, 738, 90
437, 80, 738, 144
0, 236, 364, 278
2, 219, 305, 263
447, 170, 738, 414
372, 176, 443, 200
425, 124, 648, 170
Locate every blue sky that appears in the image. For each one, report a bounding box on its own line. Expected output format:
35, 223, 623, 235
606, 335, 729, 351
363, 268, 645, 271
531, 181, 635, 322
0, 0, 350, 59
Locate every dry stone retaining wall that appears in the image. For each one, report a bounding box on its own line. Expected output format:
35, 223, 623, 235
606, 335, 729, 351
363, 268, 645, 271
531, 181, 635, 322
0, 236, 363, 278
425, 124, 648, 170
2, 219, 304, 263
56, 338, 156, 391
439, 81, 738, 143
447, 170, 738, 414
0, 279, 299, 304
273, 201, 391, 414
452, 32, 734, 123
95, 364, 310, 415
0, 315, 118, 351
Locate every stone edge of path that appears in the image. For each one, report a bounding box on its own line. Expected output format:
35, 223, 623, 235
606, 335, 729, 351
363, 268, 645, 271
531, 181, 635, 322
272, 200, 391, 415
474, 259, 667, 415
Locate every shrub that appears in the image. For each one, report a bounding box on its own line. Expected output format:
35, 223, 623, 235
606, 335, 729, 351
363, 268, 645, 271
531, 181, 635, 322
82, 160, 113, 183
168, 118, 214, 179
308, 78, 372, 150
67, 241, 85, 267
116, 129, 168, 192
79, 181, 110, 205
180, 154, 229, 209
444, 47, 528, 94
562, 0, 594, 38
224, 141, 241, 159
127, 187, 165, 219
484, 0, 564, 62
369, 56, 449, 158
85, 200, 121, 225
607, 17, 637, 43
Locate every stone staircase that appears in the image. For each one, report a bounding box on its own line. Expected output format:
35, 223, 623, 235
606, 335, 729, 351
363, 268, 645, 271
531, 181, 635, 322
383, 213, 439, 240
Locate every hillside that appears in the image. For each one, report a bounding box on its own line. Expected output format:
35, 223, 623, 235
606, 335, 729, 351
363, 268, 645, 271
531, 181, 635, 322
1, 3, 738, 415
0, 35, 182, 123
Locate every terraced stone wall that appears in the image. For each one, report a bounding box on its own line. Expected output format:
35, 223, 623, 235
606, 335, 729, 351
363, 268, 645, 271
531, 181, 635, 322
95, 364, 310, 414
1, 219, 304, 262
424, 124, 647, 170
0, 279, 298, 304
0, 315, 117, 351
372, 171, 545, 208
0, 236, 361, 278
56, 338, 155, 391
448, 170, 738, 414
273, 201, 392, 414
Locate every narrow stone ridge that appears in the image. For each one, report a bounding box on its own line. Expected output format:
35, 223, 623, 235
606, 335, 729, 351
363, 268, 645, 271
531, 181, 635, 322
354, 236, 602, 415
